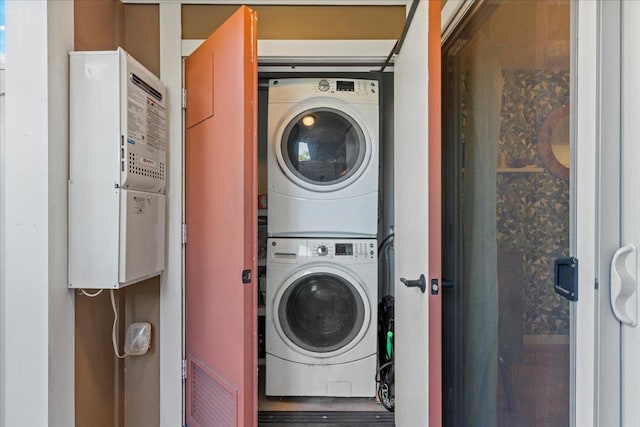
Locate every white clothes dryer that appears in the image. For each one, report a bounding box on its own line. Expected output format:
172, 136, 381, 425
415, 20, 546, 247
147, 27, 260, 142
266, 238, 378, 397
267, 78, 379, 238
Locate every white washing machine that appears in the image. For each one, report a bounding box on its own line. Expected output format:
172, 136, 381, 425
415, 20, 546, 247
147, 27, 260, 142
267, 78, 379, 238
266, 238, 378, 397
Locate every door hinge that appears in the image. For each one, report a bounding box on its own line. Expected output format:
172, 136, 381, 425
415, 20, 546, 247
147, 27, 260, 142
182, 88, 187, 109
182, 359, 187, 380
182, 223, 187, 245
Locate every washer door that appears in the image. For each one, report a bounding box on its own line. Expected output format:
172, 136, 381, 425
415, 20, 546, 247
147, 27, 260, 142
276, 106, 371, 192
274, 267, 371, 357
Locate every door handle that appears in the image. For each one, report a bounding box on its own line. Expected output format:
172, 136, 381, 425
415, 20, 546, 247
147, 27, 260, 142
610, 243, 638, 327
400, 274, 426, 293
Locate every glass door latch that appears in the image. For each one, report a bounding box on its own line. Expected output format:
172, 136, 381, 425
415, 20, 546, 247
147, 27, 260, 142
610, 243, 638, 327
554, 256, 579, 302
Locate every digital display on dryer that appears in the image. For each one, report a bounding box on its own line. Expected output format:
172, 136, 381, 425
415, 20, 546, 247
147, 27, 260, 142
335, 243, 353, 256
336, 81, 354, 92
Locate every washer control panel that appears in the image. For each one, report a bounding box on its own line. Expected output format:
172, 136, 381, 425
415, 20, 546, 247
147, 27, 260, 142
309, 240, 376, 261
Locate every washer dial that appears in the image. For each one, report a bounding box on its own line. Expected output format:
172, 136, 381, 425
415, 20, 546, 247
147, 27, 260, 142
317, 80, 330, 92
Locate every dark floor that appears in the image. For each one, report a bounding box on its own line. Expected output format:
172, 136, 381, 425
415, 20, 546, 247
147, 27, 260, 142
258, 364, 388, 413
258, 363, 394, 426
257, 342, 568, 426
497, 343, 570, 427
258, 411, 395, 427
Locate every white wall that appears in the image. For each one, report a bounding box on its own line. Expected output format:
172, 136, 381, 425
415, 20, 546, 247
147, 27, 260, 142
1, 1, 74, 425
0, 63, 5, 426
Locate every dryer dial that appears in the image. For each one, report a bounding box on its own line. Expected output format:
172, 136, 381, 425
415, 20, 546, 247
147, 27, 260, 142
317, 244, 329, 256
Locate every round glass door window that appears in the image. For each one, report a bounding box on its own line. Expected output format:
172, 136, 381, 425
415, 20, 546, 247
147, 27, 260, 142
280, 108, 367, 186
278, 272, 366, 353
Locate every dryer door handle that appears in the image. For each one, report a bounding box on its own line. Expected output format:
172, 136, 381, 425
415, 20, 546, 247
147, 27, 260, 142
400, 274, 426, 293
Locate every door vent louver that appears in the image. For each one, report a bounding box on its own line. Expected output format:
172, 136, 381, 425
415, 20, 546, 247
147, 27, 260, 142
192, 361, 236, 427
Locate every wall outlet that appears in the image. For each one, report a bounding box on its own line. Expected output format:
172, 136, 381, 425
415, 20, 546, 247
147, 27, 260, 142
124, 322, 152, 356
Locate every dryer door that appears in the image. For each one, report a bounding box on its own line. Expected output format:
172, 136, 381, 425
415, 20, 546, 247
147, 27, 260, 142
274, 268, 371, 357
276, 107, 371, 192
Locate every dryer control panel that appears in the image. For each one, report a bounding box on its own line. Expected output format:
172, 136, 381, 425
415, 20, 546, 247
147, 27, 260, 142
269, 78, 378, 103
315, 79, 377, 97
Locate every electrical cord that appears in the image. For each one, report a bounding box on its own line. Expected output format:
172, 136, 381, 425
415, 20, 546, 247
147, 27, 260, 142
376, 361, 394, 378
110, 289, 128, 359
78, 288, 127, 358
78, 289, 103, 297
376, 361, 395, 412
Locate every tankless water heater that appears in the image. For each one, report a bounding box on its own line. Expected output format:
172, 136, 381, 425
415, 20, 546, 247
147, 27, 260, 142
68, 48, 167, 289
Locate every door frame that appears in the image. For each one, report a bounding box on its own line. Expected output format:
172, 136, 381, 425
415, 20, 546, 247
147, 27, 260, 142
620, 3, 640, 424
572, 2, 601, 426
169, 33, 397, 427
158, 2, 600, 426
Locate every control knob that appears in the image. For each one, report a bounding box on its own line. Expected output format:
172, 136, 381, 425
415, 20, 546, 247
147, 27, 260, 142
317, 244, 329, 256
318, 80, 330, 92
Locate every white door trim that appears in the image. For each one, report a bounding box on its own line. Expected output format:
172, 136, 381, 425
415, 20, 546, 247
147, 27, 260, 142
183, 39, 396, 72
2, 1, 74, 425
184, 39, 396, 58
159, 3, 184, 427
393, 1, 431, 424
594, 1, 623, 424
573, 1, 599, 426
620, 2, 640, 424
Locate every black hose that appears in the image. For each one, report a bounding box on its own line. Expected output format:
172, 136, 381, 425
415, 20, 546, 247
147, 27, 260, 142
379, 0, 422, 72
378, 233, 395, 252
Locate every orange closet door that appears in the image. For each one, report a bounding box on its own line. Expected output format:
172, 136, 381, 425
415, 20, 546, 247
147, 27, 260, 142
184, 6, 258, 427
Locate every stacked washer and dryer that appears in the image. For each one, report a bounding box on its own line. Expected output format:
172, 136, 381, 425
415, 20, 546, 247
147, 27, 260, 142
266, 78, 380, 397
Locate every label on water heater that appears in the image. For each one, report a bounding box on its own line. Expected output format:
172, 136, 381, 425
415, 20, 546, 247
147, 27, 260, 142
133, 196, 146, 214
138, 156, 157, 168
122, 62, 167, 194
127, 91, 166, 150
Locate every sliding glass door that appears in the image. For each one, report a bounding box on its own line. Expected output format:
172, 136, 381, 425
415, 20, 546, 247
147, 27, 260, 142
442, 2, 572, 425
